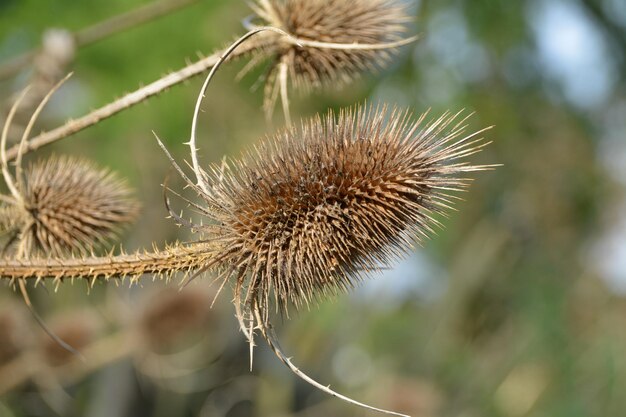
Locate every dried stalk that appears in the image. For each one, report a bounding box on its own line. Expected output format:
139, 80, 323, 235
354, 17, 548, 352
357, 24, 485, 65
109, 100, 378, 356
0, 0, 200, 81
5, 0, 416, 161
250, 300, 410, 416
0, 242, 218, 284
4, 42, 257, 161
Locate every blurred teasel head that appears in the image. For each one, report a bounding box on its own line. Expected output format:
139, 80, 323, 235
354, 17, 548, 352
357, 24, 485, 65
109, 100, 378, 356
0, 156, 139, 257
243, 0, 415, 117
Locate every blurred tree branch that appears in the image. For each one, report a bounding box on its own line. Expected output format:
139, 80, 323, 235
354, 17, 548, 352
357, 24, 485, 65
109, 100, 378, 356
580, 0, 626, 64
0, 0, 200, 81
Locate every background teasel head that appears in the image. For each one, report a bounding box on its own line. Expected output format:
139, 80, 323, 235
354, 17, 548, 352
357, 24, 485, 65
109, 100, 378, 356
0, 300, 32, 366
0, 77, 139, 258
243, 0, 414, 116
38, 310, 101, 367
0, 155, 139, 257
138, 287, 214, 353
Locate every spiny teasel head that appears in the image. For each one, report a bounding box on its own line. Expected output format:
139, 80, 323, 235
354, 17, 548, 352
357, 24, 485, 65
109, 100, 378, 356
176, 104, 492, 329
244, 0, 413, 116
0, 155, 139, 257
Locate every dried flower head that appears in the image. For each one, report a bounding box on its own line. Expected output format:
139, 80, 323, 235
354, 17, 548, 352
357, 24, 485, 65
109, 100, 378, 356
184, 105, 490, 323
161, 102, 492, 416
243, 0, 414, 118
0, 76, 139, 257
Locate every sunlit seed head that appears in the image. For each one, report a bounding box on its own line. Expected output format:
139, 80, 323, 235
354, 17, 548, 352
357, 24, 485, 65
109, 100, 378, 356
185, 104, 491, 323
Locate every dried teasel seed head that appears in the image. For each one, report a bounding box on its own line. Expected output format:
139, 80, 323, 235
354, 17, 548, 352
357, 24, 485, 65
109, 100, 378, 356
184, 104, 492, 326
245, 0, 413, 115
2, 155, 139, 257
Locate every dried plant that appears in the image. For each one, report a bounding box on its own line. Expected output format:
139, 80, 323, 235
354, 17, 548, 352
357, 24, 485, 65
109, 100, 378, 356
189, 105, 491, 320
0, 8, 496, 416
0, 156, 138, 257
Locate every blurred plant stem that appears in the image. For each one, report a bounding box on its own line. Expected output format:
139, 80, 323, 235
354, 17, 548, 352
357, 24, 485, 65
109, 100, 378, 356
0, 0, 200, 81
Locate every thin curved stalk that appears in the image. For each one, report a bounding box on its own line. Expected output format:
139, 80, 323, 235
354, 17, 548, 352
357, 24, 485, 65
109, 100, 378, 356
252, 303, 410, 417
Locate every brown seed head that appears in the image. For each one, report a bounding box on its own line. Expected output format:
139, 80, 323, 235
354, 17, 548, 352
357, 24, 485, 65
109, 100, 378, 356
1, 156, 139, 257
184, 105, 491, 324
246, 0, 412, 110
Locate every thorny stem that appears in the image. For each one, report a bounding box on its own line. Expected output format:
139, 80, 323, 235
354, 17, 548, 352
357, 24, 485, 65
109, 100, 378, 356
5, 24, 417, 162
0, 241, 219, 284
4, 40, 260, 162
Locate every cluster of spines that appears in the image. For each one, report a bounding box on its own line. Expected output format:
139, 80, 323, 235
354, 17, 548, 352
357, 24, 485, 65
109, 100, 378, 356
179, 105, 492, 330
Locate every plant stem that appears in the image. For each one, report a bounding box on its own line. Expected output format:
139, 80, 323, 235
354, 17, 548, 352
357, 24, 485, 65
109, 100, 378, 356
0, 242, 218, 281
5, 39, 260, 161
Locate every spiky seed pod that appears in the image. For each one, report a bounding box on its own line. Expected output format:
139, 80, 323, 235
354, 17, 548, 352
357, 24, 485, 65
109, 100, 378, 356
187, 105, 491, 326
1, 156, 139, 257
247, 0, 411, 109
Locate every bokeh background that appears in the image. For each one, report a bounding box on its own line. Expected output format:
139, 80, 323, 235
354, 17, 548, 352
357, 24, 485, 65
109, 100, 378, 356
1, 0, 626, 416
